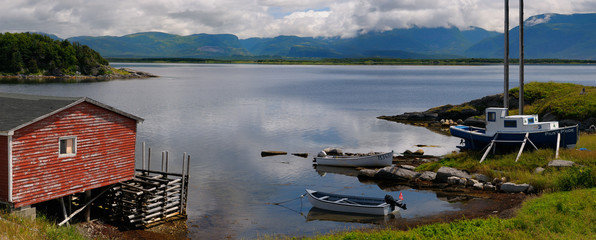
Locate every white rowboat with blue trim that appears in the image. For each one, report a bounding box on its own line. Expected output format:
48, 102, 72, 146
313, 151, 393, 167
305, 189, 405, 215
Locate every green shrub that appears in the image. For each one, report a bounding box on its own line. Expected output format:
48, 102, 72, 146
555, 167, 595, 191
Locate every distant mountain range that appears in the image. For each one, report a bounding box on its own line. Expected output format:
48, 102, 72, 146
58, 13, 596, 60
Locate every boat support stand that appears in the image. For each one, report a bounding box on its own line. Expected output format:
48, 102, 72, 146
480, 132, 538, 163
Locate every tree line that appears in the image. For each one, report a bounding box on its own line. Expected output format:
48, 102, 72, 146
0, 32, 110, 76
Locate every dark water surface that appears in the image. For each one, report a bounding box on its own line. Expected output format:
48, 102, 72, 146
1, 64, 594, 238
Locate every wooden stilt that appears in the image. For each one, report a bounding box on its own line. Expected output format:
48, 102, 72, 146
555, 132, 561, 159
515, 133, 530, 162
480, 139, 495, 163
527, 137, 538, 150
85, 190, 92, 222
67, 195, 72, 217
60, 197, 69, 226
59, 188, 110, 226
147, 147, 151, 173
161, 151, 165, 171
180, 152, 186, 214
165, 151, 169, 173
142, 142, 146, 170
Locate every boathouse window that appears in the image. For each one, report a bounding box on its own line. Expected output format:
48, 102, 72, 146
59, 137, 76, 156
504, 120, 517, 128
487, 112, 496, 122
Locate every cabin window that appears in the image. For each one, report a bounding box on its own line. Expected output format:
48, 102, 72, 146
59, 137, 76, 156
487, 112, 496, 122
504, 120, 517, 128
528, 117, 535, 124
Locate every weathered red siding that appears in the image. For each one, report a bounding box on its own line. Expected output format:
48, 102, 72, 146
10, 102, 137, 208
0, 136, 8, 202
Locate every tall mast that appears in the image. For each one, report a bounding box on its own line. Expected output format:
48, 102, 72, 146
519, 0, 524, 114
504, 0, 509, 109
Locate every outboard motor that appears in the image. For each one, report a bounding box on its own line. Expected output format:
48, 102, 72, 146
314, 150, 327, 162
317, 151, 328, 157
384, 194, 407, 211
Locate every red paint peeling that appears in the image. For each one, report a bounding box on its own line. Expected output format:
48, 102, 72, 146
4, 101, 138, 208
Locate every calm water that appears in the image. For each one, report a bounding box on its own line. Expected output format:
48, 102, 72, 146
1, 64, 595, 238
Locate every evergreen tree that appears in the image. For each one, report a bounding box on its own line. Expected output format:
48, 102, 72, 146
0, 32, 111, 76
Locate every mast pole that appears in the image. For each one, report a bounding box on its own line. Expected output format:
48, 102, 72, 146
504, 0, 509, 109
519, 0, 524, 114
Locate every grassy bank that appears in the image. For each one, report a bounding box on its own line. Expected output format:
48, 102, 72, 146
311, 188, 595, 240
0, 211, 85, 240
514, 82, 596, 120
416, 133, 595, 191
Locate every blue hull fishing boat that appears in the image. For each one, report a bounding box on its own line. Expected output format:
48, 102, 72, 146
450, 2, 579, 157
450, 108, 579, 151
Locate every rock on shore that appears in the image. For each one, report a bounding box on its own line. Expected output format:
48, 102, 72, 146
357, 164, 538, 193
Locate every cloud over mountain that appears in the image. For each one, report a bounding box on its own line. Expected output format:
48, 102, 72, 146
2, 0, 596, 39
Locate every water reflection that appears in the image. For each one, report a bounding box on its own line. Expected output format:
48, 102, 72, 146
311, 164, 472, 220
306, 208, 400, 224
314, 165, 362, 177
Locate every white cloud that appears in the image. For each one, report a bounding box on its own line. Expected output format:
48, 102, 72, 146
1, 0, 596, 39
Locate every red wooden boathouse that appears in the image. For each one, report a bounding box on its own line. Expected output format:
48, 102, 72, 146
0, 92, 143, 209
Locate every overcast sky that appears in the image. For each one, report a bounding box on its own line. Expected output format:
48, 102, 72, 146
2, 0, 596, 39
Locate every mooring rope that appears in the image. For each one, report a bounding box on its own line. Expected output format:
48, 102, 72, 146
267, 194, 305, 205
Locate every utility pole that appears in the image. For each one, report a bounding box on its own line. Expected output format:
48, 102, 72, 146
519, 0, 524, 114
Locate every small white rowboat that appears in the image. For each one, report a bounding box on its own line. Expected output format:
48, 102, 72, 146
305, 189, 405, 215
313, 151, 393, 167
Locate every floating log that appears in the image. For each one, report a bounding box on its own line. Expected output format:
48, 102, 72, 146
292, 153, 309, 158
261, 151, 287, 157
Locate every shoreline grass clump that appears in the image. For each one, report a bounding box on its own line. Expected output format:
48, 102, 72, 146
0, 211, 86, 240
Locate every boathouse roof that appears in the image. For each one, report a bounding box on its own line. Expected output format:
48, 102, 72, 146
0, 92, 143, 135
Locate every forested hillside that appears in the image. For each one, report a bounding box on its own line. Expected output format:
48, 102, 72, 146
0, 32, 110, 76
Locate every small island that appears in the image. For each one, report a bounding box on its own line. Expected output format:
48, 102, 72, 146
0, 32, 155, 82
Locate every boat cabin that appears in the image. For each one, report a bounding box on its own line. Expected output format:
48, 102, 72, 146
485, 108, 558, 135
0, 92, 142, 209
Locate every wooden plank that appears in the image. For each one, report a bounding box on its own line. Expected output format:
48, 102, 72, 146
135, 169, 184, 177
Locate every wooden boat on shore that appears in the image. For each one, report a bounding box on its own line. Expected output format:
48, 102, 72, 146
305, 189, 405, 216
450, 108, 579, 151
313, 151, 393, 167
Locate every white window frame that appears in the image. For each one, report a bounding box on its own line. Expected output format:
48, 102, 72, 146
59, 136, 77, 157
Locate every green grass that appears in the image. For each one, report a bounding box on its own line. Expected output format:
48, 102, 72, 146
509, 82, 596, 120
0, 211, 86, 240
415, 134, 596, 191
300, 188, 595, 240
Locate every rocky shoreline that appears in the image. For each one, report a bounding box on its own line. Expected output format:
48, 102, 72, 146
355, 156, 580, 194
0, 68, 157, 82
378, 92, 596, 132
